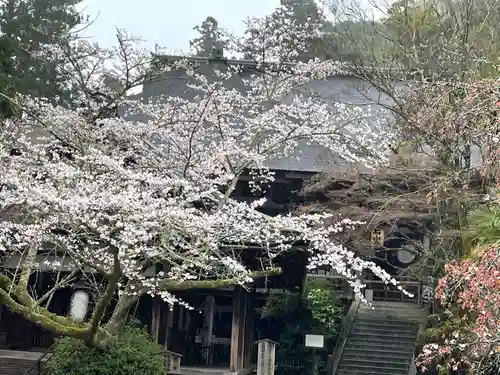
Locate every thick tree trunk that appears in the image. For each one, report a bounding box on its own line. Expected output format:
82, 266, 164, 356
104, 291, 143, 335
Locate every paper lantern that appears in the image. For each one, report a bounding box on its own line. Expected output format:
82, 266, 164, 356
70, 290, 89, 321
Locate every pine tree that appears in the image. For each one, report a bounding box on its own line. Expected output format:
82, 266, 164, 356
189, 16, 227, 57
0, 0, 84, 117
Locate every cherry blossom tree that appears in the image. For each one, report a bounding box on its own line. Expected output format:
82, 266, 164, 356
0, 6, 403, 348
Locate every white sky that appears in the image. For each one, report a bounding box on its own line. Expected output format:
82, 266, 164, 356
78, 0, 279, 52
77, 0, 389, 52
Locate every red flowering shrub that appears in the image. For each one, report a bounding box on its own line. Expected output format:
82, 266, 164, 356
417, 244, 500, 373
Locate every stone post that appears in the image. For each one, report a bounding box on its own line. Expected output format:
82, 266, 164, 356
164, 350, 182, 374
256, 339, 278, 375
365, 289, 373, 302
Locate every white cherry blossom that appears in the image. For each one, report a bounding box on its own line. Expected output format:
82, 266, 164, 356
0, 5, 404, 342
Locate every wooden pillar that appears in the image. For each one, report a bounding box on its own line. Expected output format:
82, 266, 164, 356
243, 293, 255, 369
164, 305, 175, 348
202, 295, 215, 364
230, 287, 245, 373
151, 297, 162, 343
238, 291, 248, 370
183, 308, 191, 332
178, 305, 185, 331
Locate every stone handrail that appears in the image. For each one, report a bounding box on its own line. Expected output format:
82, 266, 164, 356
409, 305, 430, 375
164, 350, 183, 374
408, 352, 417, 375
327, 296, 361, 375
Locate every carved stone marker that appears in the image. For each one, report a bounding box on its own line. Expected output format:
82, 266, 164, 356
164, 350, 182, 374
256, 339, 278, 375
365, 289, 373, 302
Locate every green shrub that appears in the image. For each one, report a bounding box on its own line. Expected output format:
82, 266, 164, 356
45, 326, 165, 375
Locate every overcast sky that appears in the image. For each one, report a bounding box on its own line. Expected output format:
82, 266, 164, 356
78, 0, 280, 52
77, 0, 388, 52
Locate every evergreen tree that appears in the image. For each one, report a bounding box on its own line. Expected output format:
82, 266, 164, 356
237, 1, 333, 62
189, 16, 227, 57
0, 31, 17, 118
0, 0, 83, 117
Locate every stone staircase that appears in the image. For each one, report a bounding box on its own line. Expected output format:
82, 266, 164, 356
336, 301, 424, 375
0, 350, 43, 375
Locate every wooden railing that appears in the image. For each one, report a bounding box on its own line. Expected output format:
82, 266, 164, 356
307, 270, 424, 305
306, 272, 354, 299
364, 279, 423, 305
23, 341, 56, 375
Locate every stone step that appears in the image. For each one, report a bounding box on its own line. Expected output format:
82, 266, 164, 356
180, 367, 229, 375
346, 337, 416, 350
342, 351, 413, 363
339, 358, 412, 371
338, 362, 409, 375
337, 370, 405, 375
359, 305, 422, 312
372, 301, 419, 308
356, 312, 422, 322
351, 324, 418, 335
372, 299, 420, 308
340, 358, 410, 370
360, 306, 423, 314
0, 350, 44, 360
356, 325, 419, 334
353, 324, 419, 334
349, 330, 417, 340
359, 308, 421, 315
360, 303, 424, 312
353, 318, 420, 330
0, 357, 38, 375
342, 345, 414, 357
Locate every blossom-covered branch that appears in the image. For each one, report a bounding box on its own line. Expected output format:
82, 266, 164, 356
0, 5, 404, 347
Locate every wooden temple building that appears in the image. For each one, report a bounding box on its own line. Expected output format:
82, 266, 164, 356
0, 51, 433, 374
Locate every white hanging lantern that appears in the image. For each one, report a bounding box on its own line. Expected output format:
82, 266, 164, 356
69, 290, 89, 322
397, 244, 416, 264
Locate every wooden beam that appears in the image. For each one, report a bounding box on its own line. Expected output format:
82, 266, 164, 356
237, 170, 314, 182
2, 254, 157, 276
